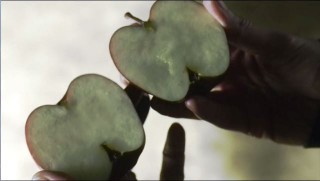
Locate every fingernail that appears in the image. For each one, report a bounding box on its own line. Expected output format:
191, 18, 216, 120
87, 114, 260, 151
185, 96, 202, 108
203, 1, 228, 27
185, 98, 195, 109
203, 1, 214, 15
119, 75, 129, 87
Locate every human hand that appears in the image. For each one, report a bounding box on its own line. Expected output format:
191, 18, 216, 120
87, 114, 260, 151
151, 1, 320, 146
32, 122, 186, 180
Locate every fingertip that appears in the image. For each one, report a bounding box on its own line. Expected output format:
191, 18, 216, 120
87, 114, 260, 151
204, 0, 230, 27
151, 97, 197, 119
185, 95, 225, 126
170, 122, 183, 130
119, 75, 129, 87
163, 123, 185, 158
185, 96, 206, 113
168, 123, 185, 144
184, 98, 195, 109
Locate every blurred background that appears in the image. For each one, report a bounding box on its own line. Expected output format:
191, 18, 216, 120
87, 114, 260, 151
2, 1, 319, 180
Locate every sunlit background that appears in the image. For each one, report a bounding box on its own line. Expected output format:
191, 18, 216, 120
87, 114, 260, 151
2, 1, 320, 180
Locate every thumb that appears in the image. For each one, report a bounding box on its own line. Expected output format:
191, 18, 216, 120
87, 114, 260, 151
204, 1, 291, 55
185, 95, 248, 133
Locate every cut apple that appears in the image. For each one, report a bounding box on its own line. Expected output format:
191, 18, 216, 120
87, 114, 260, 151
25, 74, 146, 180
110, 0, 229, 102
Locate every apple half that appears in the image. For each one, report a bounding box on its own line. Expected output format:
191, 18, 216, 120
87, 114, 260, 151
110, 0, 229, 102
25, 74, 147, 180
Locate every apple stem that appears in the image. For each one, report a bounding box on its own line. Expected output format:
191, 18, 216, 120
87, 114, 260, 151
125, 12, 155, 31
125, 12, 145, 25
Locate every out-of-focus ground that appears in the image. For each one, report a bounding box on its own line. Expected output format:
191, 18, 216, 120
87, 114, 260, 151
1, 1, 319, 180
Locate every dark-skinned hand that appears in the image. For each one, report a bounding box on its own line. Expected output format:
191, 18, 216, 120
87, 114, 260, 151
151, 1, 320, 146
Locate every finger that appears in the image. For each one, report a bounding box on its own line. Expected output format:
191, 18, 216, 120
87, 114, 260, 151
119, 75, 130, 87
204, 1, 291, 55
204, 0, 230, 28
151, 97, 197, 119
134, 93, 150, 124
188, 74, 225, 95
185, 92, 248, 133
32, 170, 72, 180
124, 84, 144, 107
160, 123, 185, 181
119, 171, 137, 180
125, 84, 150, 124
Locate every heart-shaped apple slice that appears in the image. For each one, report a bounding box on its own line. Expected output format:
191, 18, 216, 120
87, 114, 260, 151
25, 74, 146, 180
110, 1, 229, 101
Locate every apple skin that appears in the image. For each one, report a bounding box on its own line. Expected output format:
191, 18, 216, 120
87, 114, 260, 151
25, 74, 149, 180
110, 0, 229, 102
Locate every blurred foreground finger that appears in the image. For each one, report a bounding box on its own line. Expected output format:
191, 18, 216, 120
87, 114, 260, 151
160, 123, 185, 180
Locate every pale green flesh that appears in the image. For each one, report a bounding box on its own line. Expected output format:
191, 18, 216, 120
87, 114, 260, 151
225, 1, 320, 39
111, 1, 229, 101
27, 74, 144, 180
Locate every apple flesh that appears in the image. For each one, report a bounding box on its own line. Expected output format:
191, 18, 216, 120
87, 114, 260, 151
25, 74, 146, 180
110, 1, 229, 102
